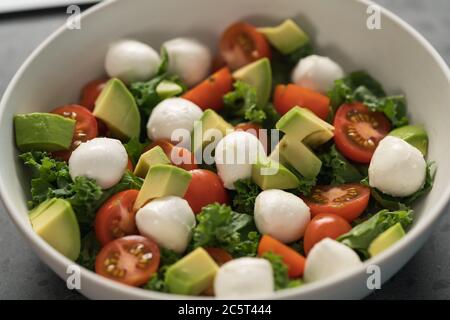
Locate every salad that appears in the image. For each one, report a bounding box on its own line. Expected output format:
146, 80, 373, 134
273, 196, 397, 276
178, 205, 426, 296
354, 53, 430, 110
14, 19, 435, 298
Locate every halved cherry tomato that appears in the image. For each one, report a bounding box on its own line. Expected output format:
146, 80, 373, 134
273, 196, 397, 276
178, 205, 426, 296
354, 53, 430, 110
51, 105, 98, 161
95, 190, 139, 246
219, 22, 271, 70
303, 183, 370, 222
80, 79, 107, 111
146, 140, 198, 171
126, 159, 134, 172
303, 213, 352, 255
273, 84, 330, 120
95, 235, 160, 287
205, 248, 233, 266
182, 68, 233, 111
334, 102, 391, 163
258, 235, 306, 278
183, 169, 229, 214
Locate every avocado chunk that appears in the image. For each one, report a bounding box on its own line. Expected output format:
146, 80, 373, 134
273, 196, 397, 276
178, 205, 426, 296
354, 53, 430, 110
93, 78, 141, 140
258, 19, 309, 54
29, 199, 81, 261
165, 247, 219, 295
232, 58, 272, 108
134, 164, 192, 210
134, 146, 171, 178
156, 80, 184, 99
14, 113, 75, 152
368, 223, 405, 257
192, 109, 234, 162
389, 125, 428, 156
252, 158, 300, 190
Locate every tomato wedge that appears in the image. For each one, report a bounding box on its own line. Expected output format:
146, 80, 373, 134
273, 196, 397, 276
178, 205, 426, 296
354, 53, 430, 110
205, 248, 233, 266
334, 102, 390, 163
95, 235, 160, 287
51, 105, 98, 161
80, 78, 107, 111
95, 190, 139, 246
273, 84, 330, 120
183, 169, 229, 214
219, 22, 271, 70
303, 213, 352, 255
303, 183, 370, 222
182, 68, 233, 111
146, 140, 198, 171
258, 235, 306, 278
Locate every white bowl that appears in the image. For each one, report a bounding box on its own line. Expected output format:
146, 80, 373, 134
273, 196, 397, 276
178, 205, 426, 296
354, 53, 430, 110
0, 0, 449, 300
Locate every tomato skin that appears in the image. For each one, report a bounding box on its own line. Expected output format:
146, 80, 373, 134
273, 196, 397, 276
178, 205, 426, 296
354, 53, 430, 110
183, 169, 229, 214
274, 84, 330, 120
182, 68, 233, 111
303, 183, 371, 222
95, 235, 160, 287
51, 105, 98, 161
219, 22, 271, 70
258, 235, 306, 278
80, 79, 107, 111
95, 190, 139, 246
334, 102, 391, 163
235, 122, 262, 139
146, 140, 198, 171
303, 213, 352, 255
96, 118, 110, 137
126, 158, 134, 172
205, 248, 233, 266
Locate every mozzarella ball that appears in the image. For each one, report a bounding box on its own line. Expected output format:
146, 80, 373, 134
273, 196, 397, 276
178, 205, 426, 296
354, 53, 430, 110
162, 38, 212, 87
214, 258, 274, 298
254, 190, 310, 243
304, 238, 362, 283
135, 196, 195, 253
292, 55, 344, 93
105, 39, 160, 84
69, 138, 127, 189
369, 136, 426, 197
214, 131, 265, 190
146, 98, 203, 149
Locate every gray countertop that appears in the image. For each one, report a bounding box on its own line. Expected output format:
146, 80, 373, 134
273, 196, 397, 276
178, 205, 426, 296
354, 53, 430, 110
0, 0, 449, 300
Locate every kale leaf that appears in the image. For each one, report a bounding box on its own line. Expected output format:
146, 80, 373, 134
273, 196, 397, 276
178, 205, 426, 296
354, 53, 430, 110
232, 179, 261, 215
144, 248, 181, 292
318, 145, 363, 185
262, 252, 302, 290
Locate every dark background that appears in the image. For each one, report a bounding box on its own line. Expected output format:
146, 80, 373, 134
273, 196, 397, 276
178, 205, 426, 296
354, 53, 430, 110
0, 0, 449, 299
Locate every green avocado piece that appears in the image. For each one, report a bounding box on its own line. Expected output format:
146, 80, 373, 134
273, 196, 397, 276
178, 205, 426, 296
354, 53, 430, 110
133, 146, 171, 178
93, 78, 141, 140
165, 247, 219, 295
276, 107, 334, 143
232, 58, 272, 108
252, 158, 300, 190
258, 19, 310, 54
14, 113, 75, 152
368, 223, 405, 257
156, 80, 183, 99
29, 199, 81, 261
192, 109, 234, 162
134, 164, 192, 210
389, 125, 428, 156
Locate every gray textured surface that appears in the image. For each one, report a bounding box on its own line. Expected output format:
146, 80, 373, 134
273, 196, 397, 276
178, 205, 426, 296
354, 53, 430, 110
0, 0, 449, 300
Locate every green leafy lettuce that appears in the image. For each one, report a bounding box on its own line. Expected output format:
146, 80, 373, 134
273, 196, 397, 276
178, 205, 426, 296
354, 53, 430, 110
328, 71, 409, 128
262, 252, 302, 290
144, 248, 181, 292
191, 203, 260, 257
232, 179, 261, 215
337, 209, 413, 259
318, 145, 363, 185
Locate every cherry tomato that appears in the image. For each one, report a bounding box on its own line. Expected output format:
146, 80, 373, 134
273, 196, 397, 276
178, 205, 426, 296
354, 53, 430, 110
273, 84, 330, 120
183, 169, 229, 214
211, 54, 227, 72
205, 248, 233, 266
146, 140, 198, 171
51, 105, 98, 161
182, 68, 233, 111
235, 122, 262, 139
95, 235, 160, 287
126, 159, 134, 172
303, 213, 352, 255
334, 102, 391, 163
219, 22, 271, 70
303, 183, 370, 222
95, 190, 139, 246
96, 118, 110, 137
80, 79, 107, 111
